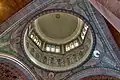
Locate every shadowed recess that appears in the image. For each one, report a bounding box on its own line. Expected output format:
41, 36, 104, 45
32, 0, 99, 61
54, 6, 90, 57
80, 75, 120, 80
0, 0, 32, 24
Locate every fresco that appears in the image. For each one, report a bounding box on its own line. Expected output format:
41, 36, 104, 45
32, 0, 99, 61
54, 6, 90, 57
0, 0, 31, 24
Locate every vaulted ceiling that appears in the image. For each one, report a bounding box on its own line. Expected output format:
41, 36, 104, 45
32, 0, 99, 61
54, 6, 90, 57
0, 0, 120, 80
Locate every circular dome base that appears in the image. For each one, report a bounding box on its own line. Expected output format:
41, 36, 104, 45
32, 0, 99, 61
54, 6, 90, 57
22, 9, 95, 72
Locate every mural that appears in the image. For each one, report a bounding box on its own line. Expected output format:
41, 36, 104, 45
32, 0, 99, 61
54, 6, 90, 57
0, 0, 32, 24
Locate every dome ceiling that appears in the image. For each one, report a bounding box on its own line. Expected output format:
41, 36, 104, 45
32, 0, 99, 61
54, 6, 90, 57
23, 9, 95, 71
0, 0, 120, 80
34, 12, 82, 44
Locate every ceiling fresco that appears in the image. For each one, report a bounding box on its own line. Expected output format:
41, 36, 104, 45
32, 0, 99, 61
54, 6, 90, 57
0, 0, 120, 80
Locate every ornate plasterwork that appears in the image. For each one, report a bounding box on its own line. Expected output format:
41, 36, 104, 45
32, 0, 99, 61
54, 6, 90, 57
0, 54, 37, 80
0, 0, 120, 80
22, 9, 95, 71
66, 68, 120, 80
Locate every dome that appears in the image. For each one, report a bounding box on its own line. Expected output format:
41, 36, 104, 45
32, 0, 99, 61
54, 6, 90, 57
23, 9, 95, 71
34, 12, 82, 44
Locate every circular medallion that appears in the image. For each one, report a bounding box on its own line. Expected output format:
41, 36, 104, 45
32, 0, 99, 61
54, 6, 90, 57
0, 54, 37, 80
22, 9, 95, 71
